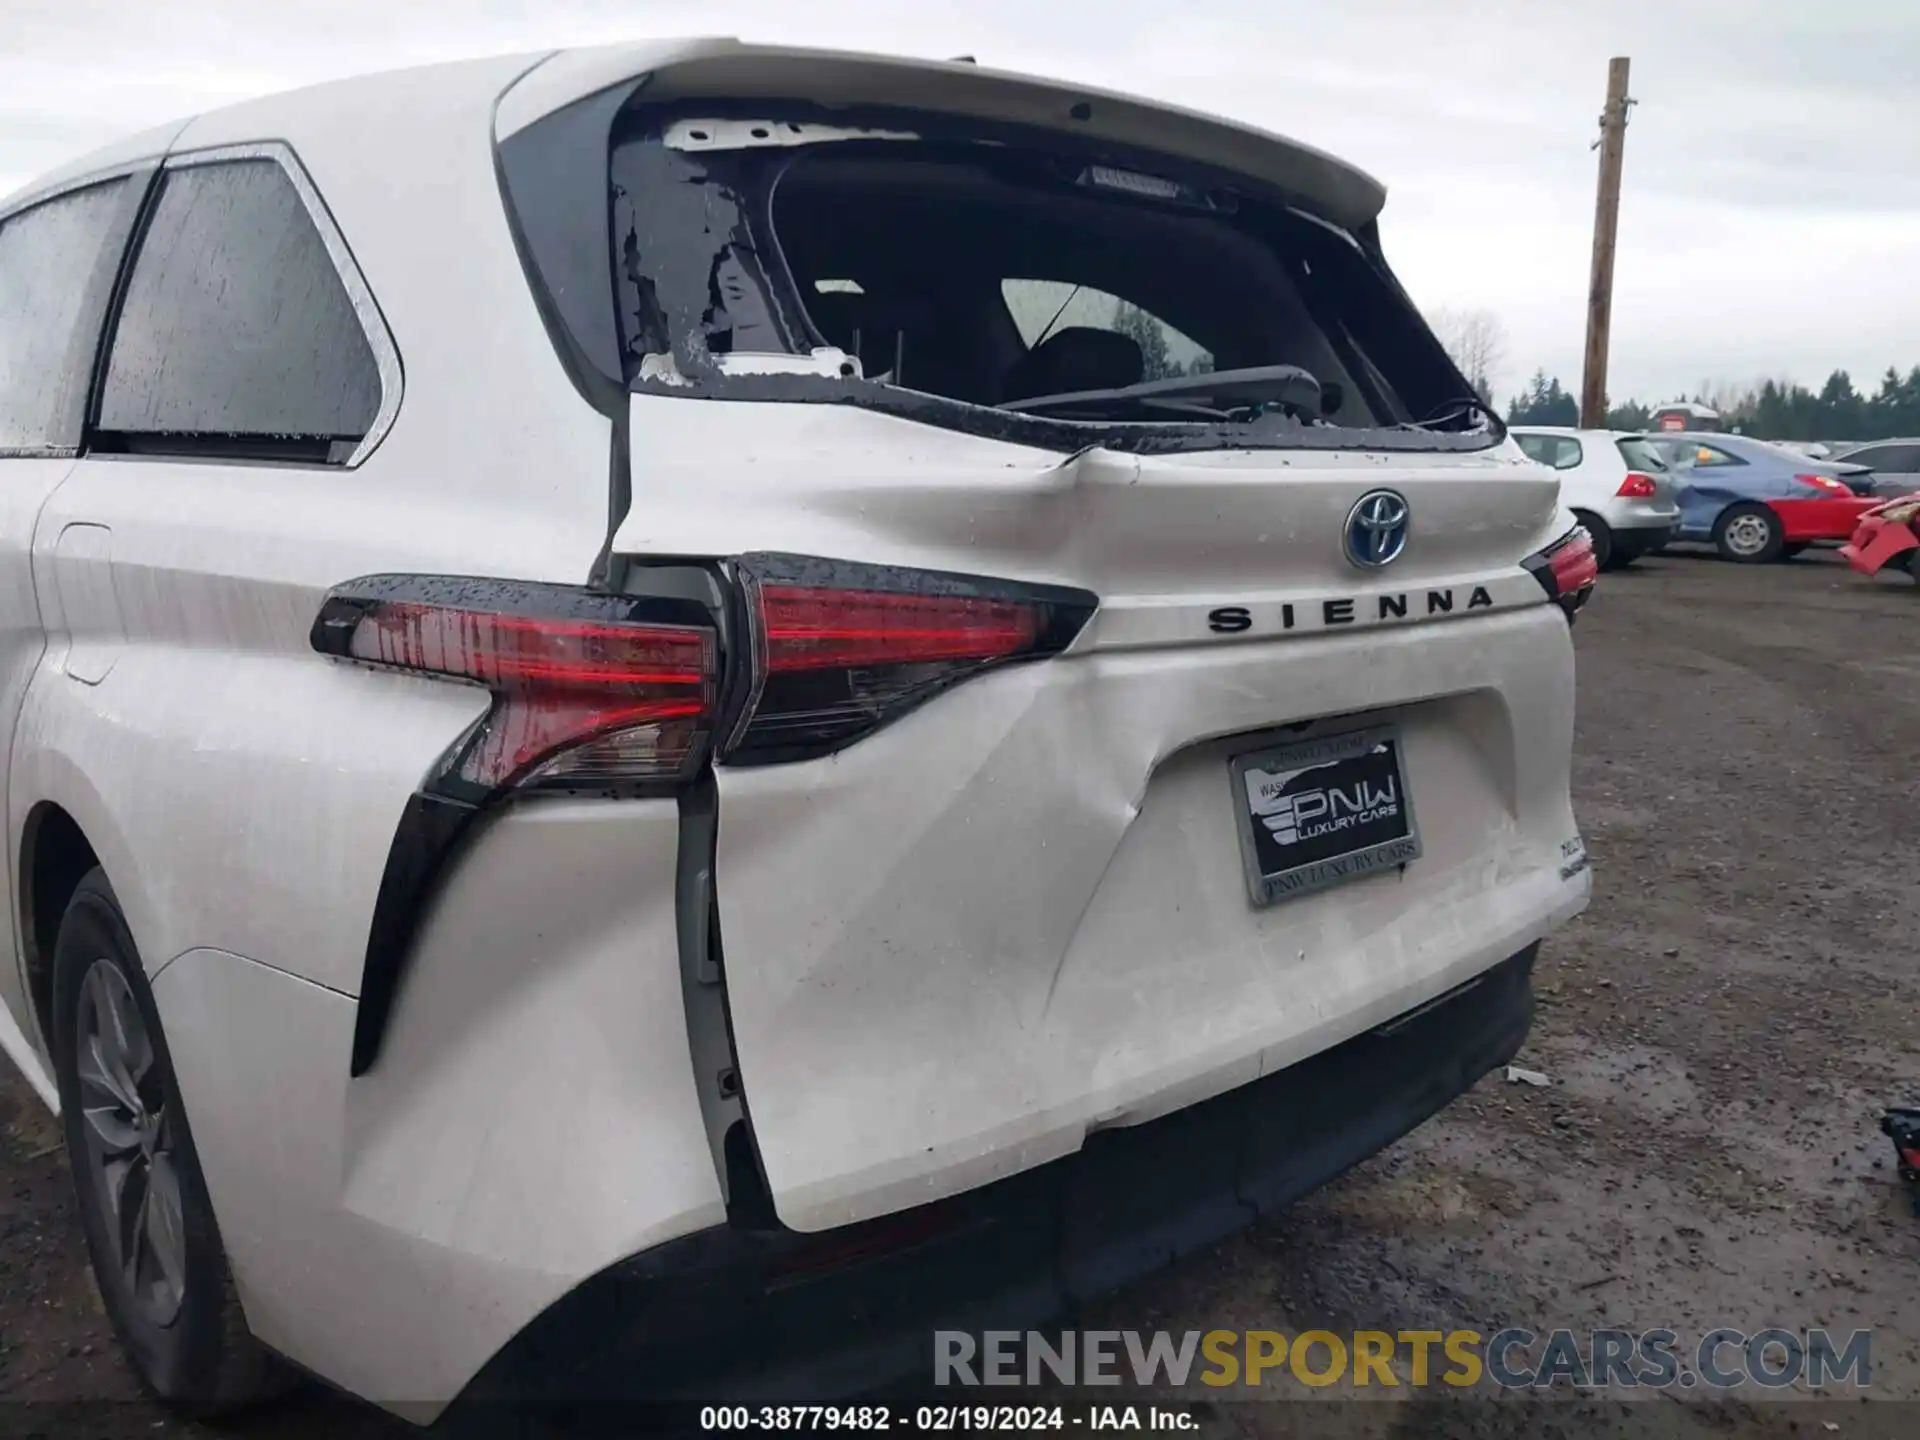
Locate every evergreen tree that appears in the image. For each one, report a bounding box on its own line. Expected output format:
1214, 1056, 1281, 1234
1110, 303, 1181, 381
1509, 371, 1578, 425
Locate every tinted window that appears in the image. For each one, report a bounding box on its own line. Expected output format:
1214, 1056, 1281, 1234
0, 179, 130, 452
1687, 444, 1745, 469
1001, 280, 1213, 382
97, 159, 380, 450
1847, 443, 1920, 471
1515, 433, 1581, 469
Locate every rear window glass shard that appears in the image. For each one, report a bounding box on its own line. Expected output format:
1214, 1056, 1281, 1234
604, 109, 1488, 451
96, 156, 383, 458
610, 140, 803, 379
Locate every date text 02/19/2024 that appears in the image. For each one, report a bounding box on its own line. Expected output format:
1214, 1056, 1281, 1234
698, 1407, 1195, 1432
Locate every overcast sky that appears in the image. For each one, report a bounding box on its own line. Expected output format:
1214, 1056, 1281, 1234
5, 0, 1915, 405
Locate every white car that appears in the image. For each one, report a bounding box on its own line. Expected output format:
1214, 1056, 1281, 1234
1509, 427, 1682, 570
0, 40, 1594, 1420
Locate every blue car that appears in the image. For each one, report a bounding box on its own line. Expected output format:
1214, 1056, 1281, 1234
1652, 432, 1880, 563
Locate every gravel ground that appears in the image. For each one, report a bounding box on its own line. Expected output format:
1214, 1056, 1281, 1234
2, 546, 1917, 1437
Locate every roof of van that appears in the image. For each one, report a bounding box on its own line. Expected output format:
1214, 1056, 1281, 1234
6, 38, 1389, 231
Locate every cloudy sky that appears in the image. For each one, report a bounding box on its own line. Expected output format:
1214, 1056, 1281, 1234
6, 0, 1915, 406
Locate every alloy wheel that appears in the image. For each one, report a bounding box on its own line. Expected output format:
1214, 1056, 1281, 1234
74, 958, 187, 1328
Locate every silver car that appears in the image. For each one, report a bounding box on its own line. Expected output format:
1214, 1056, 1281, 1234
1509, 428, 1682, 569
1829, 438, 1920, 498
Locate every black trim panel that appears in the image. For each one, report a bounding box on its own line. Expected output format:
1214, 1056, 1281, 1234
495, 80, 638, 414
351, 791, 478, 1075
311, 571, 723, 1077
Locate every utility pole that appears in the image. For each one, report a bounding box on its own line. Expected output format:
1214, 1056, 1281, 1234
1580, 57, 1633, 428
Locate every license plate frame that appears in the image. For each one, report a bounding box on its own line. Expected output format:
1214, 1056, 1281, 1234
1228, 724, 1421, 908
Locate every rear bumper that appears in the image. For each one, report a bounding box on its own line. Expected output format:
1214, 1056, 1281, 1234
1609, 523, 1676, 562
1595, 498, 1679, 535
456, 944, 1536, 1411
1767, 495, 1880, 543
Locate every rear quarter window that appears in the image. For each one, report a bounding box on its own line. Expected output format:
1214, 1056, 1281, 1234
96, 157, 383, 459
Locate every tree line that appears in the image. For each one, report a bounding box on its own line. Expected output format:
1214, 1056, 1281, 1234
1506, 365, 1920, 441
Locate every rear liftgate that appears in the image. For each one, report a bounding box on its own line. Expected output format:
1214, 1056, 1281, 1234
309, 556, 1097, 1218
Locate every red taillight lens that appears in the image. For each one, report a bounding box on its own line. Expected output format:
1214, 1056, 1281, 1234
313, 579, 717, 796
1616, 472, 1658, 498
1523, 526, 1599, 620
760, 587, 1039, 671
1795, 473, 1850, 496
722, 556, 1098, 765
313, 575, 724, 1077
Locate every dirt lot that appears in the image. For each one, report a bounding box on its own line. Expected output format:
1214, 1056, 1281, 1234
2, 546, 1917, 1437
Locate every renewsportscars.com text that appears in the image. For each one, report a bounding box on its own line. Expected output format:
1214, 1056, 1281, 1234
934, 1328, 1871, 1391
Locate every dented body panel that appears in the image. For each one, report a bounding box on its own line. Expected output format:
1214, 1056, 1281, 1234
614, 396, 1588, 1231
1841, 493, 1920, 578
0, 36, 1589, 1419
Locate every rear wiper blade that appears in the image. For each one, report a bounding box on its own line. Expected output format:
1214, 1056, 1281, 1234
997, 364, 1322, 420
1403, 394, 1504, 433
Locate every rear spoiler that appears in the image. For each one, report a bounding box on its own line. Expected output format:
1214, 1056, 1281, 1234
494, 38, 1388, 230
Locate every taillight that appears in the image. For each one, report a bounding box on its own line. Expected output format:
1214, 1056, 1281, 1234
1522, 526, 1599, 621
1616, 472, 1659, 498
1795, 473, 1851, 496
311, 575, 719, 1075
720, 554, 1098, 765
312, 577, 717, 797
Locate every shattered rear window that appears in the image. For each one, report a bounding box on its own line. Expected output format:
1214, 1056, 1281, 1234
606, 110, 1483, 445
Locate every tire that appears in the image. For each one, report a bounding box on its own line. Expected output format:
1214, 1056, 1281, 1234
1711, 503, 1784, 563
1782, 542, 1810, 560
50, 869, 287, 1416
1574, 512, 1615, 571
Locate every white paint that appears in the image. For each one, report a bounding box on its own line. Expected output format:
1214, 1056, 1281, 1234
661, 117, 919, 151
1508, 426, 1684, 540
609, 395, 1588, 1233
0, 38, 1589, 1417
152, 800, 719, 1413
493, 38, 1386, 228
0, 997, 57, 1110
50, 524, 119, 685
0, 455, 75, 1073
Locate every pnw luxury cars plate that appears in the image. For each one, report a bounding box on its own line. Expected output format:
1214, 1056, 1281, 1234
1229, 725, 1421, 908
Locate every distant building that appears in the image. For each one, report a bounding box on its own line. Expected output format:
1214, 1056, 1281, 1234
1653, 401, 1721, 433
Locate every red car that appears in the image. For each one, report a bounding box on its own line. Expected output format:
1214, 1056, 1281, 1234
1841, 493, 1920, 582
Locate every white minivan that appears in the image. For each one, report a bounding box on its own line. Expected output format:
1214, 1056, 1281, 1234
0, 40, 1594, 1420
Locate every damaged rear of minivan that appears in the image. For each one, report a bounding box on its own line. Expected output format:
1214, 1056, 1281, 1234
475, 41, 1593, 1401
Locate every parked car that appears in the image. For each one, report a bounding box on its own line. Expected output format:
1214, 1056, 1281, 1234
1651, 432, 1883, 562
1509, 427, 1681, 569
0, 40, 1595, 1421
1829, 438, 1920, 498
1840, 492, 1920, 582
